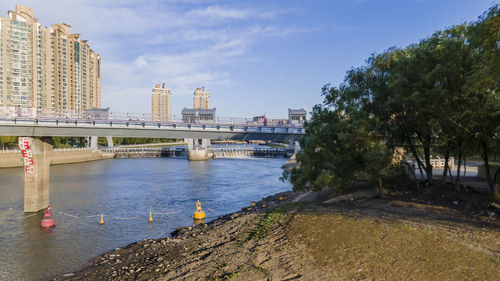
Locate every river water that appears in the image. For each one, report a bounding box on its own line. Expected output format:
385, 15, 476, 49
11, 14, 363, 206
0, 156, 291, 280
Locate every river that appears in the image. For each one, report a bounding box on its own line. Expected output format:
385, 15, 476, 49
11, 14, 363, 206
0, 156, 291, 280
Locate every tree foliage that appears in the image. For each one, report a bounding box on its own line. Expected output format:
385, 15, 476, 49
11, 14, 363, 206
286, 5, 500, 194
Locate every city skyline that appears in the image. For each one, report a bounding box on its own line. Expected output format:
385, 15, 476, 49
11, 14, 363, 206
0, 5, 100, 115
193, 86, 210, 110
0, 0, 495, 118
151, 83, 171, 122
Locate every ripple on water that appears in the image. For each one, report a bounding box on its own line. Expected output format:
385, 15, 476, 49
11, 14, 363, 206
0, 157, 291, 280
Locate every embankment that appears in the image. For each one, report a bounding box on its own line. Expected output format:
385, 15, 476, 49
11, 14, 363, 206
54, 189, 500, 281
0, 149, 114, 168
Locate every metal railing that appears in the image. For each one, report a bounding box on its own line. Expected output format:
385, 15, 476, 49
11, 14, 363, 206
0, 116, 304, 135
0, 108, 304, 128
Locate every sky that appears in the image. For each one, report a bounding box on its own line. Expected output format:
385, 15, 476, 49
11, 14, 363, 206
0, 0, 497, 119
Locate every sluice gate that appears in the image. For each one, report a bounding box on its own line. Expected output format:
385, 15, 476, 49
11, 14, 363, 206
212, 147, 294, 158
102, 147, 294, 159
102, 147, 187, 158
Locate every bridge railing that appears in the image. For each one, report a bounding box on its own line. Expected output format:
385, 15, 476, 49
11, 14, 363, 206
0, 147, 96, 153
0, 109, 304, 129
53, 147, 94, 152
0, 149, 21, 154
0, 116, 305, 134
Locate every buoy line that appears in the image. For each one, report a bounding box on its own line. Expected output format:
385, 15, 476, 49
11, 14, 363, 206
6, 213, 38, 220
114, 216, 140, 220
57, 211, 80, 219
152, 210, 181, 215
84, 214, 101, 218
207, 207, 221, 215
6, 204, 215, 225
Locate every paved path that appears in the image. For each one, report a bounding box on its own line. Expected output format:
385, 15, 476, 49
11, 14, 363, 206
414, 166, 491, 193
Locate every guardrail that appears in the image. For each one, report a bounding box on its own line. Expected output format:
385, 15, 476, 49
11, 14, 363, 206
406, 157, 455, 169
0, 116, 305, 135
0, 149, 21, 154
0, 111, 304, 128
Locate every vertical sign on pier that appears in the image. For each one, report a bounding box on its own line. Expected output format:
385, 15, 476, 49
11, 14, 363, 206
19, 137, 35, 182
18, 137, 53, 212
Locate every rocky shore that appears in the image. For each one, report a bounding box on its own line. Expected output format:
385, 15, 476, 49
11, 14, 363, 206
53, 188, 500, 281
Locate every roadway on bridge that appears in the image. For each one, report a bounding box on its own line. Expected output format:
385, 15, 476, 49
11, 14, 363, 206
0, 118, 304, 141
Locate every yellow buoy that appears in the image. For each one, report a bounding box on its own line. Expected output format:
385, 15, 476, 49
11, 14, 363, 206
99, 214, 104, 225
193, 200, 205, 220
148, 211, 153, 222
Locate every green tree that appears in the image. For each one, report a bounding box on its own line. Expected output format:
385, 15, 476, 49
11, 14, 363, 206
287, 84, 391, 193
466, 5, 500, 193
1, 136, 17, 150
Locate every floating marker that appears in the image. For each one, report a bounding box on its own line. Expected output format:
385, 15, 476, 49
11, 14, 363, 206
193, 200, 205, 220
99, 214, 104, 225
40, 206, 55, 228
148, 211, 153, 222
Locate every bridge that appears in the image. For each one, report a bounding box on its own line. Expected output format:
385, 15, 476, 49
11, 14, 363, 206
0, 116, 303, 141
0, 115, 305, 212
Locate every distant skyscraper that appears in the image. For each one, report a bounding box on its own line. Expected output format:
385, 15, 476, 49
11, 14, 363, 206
0, 5, 101, 115
193, 87, 210, 109
151, 83, 171, 122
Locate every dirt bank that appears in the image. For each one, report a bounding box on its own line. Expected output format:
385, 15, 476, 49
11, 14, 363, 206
53, 189, 500, 281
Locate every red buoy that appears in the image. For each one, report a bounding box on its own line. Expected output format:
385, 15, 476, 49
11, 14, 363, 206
40, 206, 55, 228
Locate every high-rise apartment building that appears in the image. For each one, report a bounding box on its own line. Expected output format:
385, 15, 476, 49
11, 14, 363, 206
193, 87, 210, 109
151, 83, 171, 122
0, 5, 101, 116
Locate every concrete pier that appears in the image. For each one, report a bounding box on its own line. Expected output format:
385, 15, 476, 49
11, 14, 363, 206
86, 136, 98, 149
106, 136, 114, 148
186, 138, 212, 161
18, 137, 53, 212
188, 148, 210, 161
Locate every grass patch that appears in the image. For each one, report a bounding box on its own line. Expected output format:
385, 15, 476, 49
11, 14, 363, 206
404, 224, 415, 231
207, 261, 230, 280
236, 202, 302, 246
247, 202, 301, 241
223, 272, 238, 280
207, 262, 243, 280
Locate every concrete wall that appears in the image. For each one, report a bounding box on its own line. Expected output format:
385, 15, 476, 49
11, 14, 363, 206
50, 149, 104, 165
0, 149, 114, 168
0, 151, 24, 168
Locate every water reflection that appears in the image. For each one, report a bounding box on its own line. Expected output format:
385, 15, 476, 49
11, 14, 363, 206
193, 218, 205, 225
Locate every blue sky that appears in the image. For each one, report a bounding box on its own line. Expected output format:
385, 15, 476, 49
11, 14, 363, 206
0, 0, 496, 118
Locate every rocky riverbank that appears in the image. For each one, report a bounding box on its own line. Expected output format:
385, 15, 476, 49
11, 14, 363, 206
53, 188, 500, 280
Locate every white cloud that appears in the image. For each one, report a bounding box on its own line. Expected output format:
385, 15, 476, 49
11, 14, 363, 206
134, 57, 148, 68
187, 5, 251, 20
0, 0, 311, 115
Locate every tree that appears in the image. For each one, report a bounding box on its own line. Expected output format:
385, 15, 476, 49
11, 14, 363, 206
286, 83, 391, 193
466, 5, 500, 193
1, 136, 17, 150
285, 6, 499, 195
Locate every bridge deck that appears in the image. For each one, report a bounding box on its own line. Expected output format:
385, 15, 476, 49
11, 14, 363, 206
0, 118, 304, 141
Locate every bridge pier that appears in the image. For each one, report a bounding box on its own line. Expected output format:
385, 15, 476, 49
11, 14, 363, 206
186, 138, 212, 161
85, 136, 99, 150
289, 140, 301, 153
18, 137, 53, 212
84, 136, 113, 149
106, 136, 114, 148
